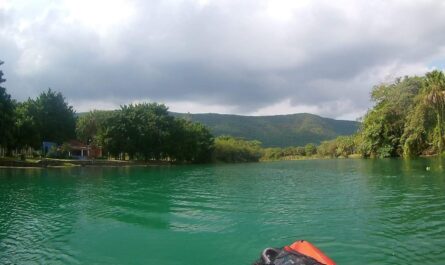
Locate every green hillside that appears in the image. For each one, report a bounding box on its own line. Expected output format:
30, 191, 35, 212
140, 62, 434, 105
77, 111, 359, 147
172, 113, 359, 147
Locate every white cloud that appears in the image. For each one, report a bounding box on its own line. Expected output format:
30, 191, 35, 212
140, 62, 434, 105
250, 99, 319, 116
166, 100, 238, 114
1, 0, 445, 120
62, 0, 136, 36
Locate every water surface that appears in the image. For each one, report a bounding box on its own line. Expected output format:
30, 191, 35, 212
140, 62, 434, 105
1, 159, 444, 264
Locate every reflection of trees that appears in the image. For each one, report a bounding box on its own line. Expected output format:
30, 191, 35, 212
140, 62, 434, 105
87, 167, 173, 230
0, 167, 177, 263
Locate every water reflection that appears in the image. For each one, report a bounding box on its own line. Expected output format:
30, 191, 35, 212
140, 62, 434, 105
1, 159, 444, 265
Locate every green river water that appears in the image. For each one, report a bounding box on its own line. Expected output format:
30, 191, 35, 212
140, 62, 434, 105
1, 159, 444, 264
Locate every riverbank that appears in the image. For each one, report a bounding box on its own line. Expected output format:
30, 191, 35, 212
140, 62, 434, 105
0, 157, 172, 168
260, 153, 363, 162
2, 153, 441, 169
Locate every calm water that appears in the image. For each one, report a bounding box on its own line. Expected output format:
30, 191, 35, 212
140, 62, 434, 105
1, 159, 444, 264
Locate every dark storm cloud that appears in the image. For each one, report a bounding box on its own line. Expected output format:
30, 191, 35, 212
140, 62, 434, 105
1, 0, 445, 119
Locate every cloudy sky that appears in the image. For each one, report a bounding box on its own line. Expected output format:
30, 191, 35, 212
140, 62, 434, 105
1, 0, 445, 120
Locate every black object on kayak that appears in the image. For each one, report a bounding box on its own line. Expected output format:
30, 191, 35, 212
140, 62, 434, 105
252, 240, 336, 265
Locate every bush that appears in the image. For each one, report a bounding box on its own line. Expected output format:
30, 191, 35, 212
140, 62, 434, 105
213, 136, 262, 163
46, 145, 69, 159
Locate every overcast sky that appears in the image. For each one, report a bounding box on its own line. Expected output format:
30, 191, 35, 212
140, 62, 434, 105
1, 0, 445, 120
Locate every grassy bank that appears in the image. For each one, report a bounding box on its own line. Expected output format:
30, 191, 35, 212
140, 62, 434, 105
260, 153, 363, 162
0, 157, 172, 168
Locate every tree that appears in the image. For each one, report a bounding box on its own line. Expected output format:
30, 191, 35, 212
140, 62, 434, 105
399, 71, 445, 157
0, 60, 15, 150
102, 103, 177, 160
13, 100, 41, 149
401, 100, 432, 157
172, 119, 214, 163
34, 89, 76, 144
359, 76, 422, 157
304, 143, 317, 156
421, 70, 445, 153
99, 103, 215, 162
102, 110, 127, 159
76, 110, 113, 145
127, 103, 174, 160
213, 136, 262, 162
317, 140, 337, 158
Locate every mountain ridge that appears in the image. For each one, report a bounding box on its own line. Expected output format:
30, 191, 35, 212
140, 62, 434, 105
76, 111, 360, 147
171, 112, 359, 147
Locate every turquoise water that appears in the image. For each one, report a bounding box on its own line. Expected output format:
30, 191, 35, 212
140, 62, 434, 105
1, 159, 444, 264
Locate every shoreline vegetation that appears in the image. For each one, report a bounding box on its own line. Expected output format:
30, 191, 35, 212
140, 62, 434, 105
0, 157, 171, 169
1, 59, 445, 168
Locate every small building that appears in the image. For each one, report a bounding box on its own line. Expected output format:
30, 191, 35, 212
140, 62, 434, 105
66, 140, 102, 159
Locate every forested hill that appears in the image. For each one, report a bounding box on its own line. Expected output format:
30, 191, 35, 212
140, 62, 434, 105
171, 113, 359, 147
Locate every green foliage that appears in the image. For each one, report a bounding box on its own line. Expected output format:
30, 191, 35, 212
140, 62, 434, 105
313, 72, 445, 159
45, 143, 69, 159
304, 143, 317, 156
169, 119, 214, 163
0, 65, 76, 154
3, 56, 443, 162
76, 110, 113, 145
401, 102, 431, 157
100, 103, 214, 163
213, 136, 262, 163
262, 147, 284, 160
103, 103, 174, 160
262, 137, 359, 160
0, 61, 15, 149
359, 71, 445, 158
421, 70, 445, 153
317, 135, 357, 158
11, 89, 76, 151
317, 140, 337, 158
262, 146, 310, 160
172, 112, 359, 147
398, 71, 445, 157
34, 89, 76, 144
46, 146, 59, 158
360, 76, 422, 158
13, 100, 41, 149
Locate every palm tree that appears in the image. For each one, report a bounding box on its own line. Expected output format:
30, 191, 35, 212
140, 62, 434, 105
423, 70, 445, 153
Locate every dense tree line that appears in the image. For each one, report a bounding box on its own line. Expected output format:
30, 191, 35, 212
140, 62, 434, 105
0, 88, 80, 154
316, 71, 445, 159
16, 89, 76, 149
316, 136, 358, 158
0, 61, 76, 155
212, 136, 262, 162
77, 104, 214, 163
2, 59, 444, 162
0, 60, 214, 163
0, 61, 14, 153
360, 71, 445, 158
258, 71, 445, 160
262, 143, 317, 160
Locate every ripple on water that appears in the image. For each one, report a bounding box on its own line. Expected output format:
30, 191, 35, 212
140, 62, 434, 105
1, 160, 445, 265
